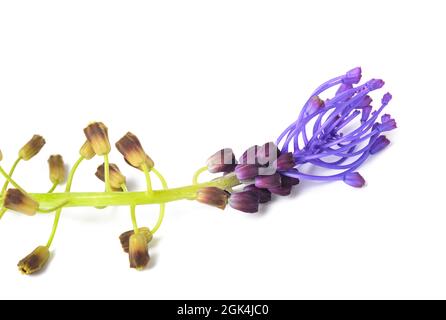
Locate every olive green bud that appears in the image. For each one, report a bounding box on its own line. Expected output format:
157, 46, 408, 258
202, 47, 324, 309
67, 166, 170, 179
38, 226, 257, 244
19, 135, 45, 160
48, 155, 66, 185
3, 188, 39, 216
129, 233, 150, 270
119, 227, 153, 253
17, 246, 50, 275
83, 122, 111, 156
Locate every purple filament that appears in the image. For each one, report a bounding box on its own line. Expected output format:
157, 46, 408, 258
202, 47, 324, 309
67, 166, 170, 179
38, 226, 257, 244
276, 67, 396, 185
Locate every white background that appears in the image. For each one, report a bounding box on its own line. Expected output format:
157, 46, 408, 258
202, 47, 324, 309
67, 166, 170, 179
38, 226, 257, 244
0, 0, 445, 299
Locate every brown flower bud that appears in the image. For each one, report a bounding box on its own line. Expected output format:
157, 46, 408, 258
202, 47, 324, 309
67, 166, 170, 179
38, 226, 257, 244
196, 187, 229, 210
83, 122, 111, 156
48, 155, 66, 185
95, 163, 126, 190
0, 149, 3, 161
3, 189, 39, 216
119, 227, 153, 253
129, 233, 150, 270
115, 132, 154, 170
79, 140, 95, 160
17, 246, 50, 275
18, 135, 45, 160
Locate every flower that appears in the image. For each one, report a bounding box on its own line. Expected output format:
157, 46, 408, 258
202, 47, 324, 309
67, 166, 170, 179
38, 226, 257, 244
19, 135, 45, 160
79, 140, 95, 160
244, 185, 272, 203
119, 227, 153, 253
115, 132, 154, 170
343, 172, 366, 188
369, 135, 390, 155
235, 164, 259, 180
229, 191, 260, 213
17, 246, 50, 275
255, 173, 282, 189
129, 233, 150, 270
3, 189, 39, 216
95, 163, 126, 190
48, 155, 66, 185
196, 187, 229, 210
84, 122, 111, 156
206, 148, 237, 173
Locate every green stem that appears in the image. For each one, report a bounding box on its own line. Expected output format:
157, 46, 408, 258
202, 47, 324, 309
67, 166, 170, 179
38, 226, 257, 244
192, 166, 208, 185
1, 157, 22, 194
32, 173, 239, 210
103, 154, 112, 193
141, 163, 153, 195
47, 182, 58, 193
46, 156, 84, 248
0, 165, 27, 194
122, 184, 138, 233
150, 167, 168, 234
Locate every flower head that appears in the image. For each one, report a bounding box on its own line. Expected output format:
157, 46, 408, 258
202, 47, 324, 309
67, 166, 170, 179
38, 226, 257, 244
206, 148, 237, 173
84, 122, 110, 156
129, 233, 150, 270
119, 227, 153, 253
17, 246, 50, 275
48, 155, 66, 185
116, 132, 154, 171
95, 163, 126, 190
229, 191, 260, 213
79, 140, 95, 160
19, 135, 45, 160
3, 189, 39, 216
196, 187, 229, 210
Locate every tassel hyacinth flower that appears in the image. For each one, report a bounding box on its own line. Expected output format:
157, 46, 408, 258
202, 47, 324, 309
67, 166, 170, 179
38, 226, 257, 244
0, 68, 396, 274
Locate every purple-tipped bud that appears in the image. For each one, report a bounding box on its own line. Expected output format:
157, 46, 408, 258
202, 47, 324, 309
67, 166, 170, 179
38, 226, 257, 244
235, 164, 259, 180
336, 83, 352, 96
361, 106, 372, 123
305, 96, 325, 115
359, 95, 373, 108
255, 173, 282, 189
244, 185, 272, 204
382, 92, 392, 105
343, 67, 362, 84
367, 79, 385, 91
229, 191, 259, 213
281, 174, 300, 187
269, 185, 292, 196
257, 142, 280, 166
276, 152, 296, 171
369, 136, 390, 155
239, 145, 259, 165
343, 172, 365, 188
206, 148, 237, 173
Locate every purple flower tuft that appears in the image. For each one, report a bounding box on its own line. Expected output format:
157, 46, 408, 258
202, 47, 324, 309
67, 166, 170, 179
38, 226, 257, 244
276, 67, 396, 185
343, 172, 366, 188
369, 136, 390, 155
229, 191, 260, 213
